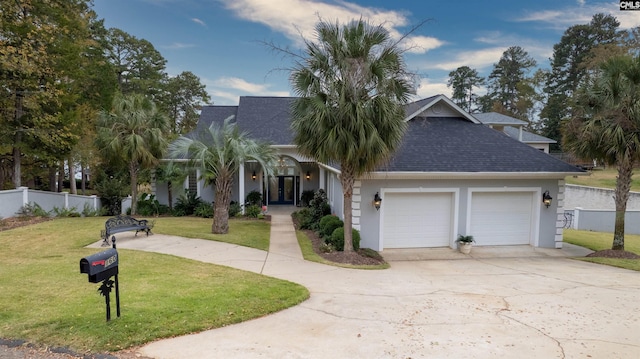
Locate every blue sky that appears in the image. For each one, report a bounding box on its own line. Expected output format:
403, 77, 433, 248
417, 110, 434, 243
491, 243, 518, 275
92, 0, 640, 105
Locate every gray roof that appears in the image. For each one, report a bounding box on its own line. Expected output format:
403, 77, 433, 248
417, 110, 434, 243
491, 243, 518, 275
193, 97, 295, 145
503, 126, 556, 144
474, 112, 527, 126
381, 117, 577, 172
404, 95, 439, 117
187, 96, 580, 174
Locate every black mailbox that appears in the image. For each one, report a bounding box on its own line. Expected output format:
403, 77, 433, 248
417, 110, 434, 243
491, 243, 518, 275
80, 249, 118, 283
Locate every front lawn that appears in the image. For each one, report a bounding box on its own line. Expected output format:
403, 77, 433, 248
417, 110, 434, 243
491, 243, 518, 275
564, 229, 640, 271
565, 168, 640, 192
0, 217, 308, 354
152, 216, 271, 250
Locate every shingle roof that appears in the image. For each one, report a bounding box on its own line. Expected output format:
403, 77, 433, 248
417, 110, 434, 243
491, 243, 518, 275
187, 96, 580, 174
404, 95, 439, 117
192, 97, 294, 145
474, 112, 527, 126
503, 126, 556, 144
187, 105, 238, 139
236, 97, 296, 144
379, 117, 578, 173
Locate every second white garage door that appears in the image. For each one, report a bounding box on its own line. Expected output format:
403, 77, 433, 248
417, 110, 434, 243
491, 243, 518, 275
382, 192, 454, 248
469, 191, 535, 246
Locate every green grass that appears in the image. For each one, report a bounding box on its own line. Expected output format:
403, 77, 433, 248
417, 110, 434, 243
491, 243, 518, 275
295, 230, 389, 270
564, 229, 640, 271
0, 217, 309, 353
565, 168, 640, 192
152, 216, 270, 250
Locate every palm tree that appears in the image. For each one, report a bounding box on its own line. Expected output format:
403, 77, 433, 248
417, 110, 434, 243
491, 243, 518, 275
169, 116, 277, 234
563, 54, 640, 251
155, 162, 187, 211
97, 93, 169, 215
290, 19, 413, 252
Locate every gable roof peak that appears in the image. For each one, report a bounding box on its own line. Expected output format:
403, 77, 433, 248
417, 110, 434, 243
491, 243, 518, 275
405, 94, 480, 124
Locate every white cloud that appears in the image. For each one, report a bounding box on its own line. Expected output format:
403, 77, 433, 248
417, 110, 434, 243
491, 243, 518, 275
516, 2, 640, 30
192, 18, 207, 27
213, 77, 273, 93
415, 77, 451, 98
206, 77, 291, 105
162, 42, 197, 50
402, 35, 445, 54
218, 0, 444, 54
419, 47, 508, 72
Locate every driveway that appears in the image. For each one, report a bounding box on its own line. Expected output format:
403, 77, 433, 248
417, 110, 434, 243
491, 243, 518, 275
103, 214, 640, 359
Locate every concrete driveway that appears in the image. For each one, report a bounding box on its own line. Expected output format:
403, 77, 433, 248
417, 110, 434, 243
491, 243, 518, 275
100, 214, 640, 359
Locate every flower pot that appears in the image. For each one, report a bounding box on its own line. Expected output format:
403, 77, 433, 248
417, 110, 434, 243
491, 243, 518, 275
459, 242, 472, 254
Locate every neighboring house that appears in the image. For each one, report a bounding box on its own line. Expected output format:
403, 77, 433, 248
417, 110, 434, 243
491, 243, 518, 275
155, 94, 584, 251
473, 112, 556, 153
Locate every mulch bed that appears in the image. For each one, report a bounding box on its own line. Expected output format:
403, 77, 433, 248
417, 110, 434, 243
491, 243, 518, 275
586, 249, 640, 259
297, 227, 387, 266
0, 216, 52, 231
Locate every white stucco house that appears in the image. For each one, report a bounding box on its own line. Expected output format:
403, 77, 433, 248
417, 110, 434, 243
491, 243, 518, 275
154, 94, 584, 251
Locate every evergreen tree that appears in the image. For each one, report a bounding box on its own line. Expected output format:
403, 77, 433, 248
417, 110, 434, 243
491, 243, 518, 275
447, 66, 485, 113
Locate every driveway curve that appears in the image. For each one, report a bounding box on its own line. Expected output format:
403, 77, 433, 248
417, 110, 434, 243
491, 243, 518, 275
102, 214, 640, 359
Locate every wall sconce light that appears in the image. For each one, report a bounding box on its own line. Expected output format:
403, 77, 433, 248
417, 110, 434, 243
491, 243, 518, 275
542, 190, 553, 208
373, 192, 382, 211
305, 171, 310, 181
252, 171, 256, 181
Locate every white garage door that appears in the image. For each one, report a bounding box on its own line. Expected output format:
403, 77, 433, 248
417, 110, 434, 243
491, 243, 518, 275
383, 192, 453, 248
470, 192, 534, 246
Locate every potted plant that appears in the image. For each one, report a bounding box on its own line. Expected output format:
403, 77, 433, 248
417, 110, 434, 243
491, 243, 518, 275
456, 234, 475, 254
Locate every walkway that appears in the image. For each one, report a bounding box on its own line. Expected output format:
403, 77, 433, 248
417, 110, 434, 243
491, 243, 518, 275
94, 213, 640, 359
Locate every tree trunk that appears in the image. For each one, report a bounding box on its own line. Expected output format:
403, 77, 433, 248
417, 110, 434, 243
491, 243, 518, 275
612, 156, 632, 250
212, 174, 233, 234
68, 158, 77, 194
340, 165, 355, 253
130, 162, 138, 215
12, 145, 21, 188
167, 181, 174, 210
57, 162, 64, 192
0, 158, 5, 190
48, 166, 56, 191
13, 92, 23, 189
81, 165, 87, 195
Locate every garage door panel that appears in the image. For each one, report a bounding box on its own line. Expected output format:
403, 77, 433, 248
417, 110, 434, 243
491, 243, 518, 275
470, 192, 534, 246
383, 192, 453, 249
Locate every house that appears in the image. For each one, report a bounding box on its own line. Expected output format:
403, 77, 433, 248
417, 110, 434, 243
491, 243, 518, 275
155, 94, 585, 251
473, 112, 556, 153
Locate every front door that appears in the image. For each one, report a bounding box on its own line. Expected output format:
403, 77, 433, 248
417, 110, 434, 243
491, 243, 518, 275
269, 176, 295, 204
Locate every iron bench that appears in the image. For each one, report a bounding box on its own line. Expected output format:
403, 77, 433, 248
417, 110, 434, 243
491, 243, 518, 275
101, 215, 153, 245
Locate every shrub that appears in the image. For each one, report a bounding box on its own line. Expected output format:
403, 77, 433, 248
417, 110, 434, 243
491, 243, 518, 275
245, 205, 261, 218
81, 203, 104, 217
17, 202, 49, 217
318, 215, 343, 238
245, 190, 262, 206
328, 227, 361, 252
174, 190, 202, 216
52, 206, 81, 217
228, 201, 242, 217
292, 208, 314, 229
309, 189, 331, 230
137, 193, 170, 216
300, 190, 315, 207
194, 202, 214, 218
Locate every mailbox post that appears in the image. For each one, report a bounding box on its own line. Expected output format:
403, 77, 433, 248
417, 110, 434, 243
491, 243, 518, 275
80, 239, 121, 321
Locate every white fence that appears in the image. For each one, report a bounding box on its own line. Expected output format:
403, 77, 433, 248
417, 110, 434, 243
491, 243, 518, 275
564, 184, 640, 210
0, 187, 100, 218
564, 207, 640, 235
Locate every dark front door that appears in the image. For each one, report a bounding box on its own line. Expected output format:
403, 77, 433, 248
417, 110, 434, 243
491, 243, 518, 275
269, 176, 295, 204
